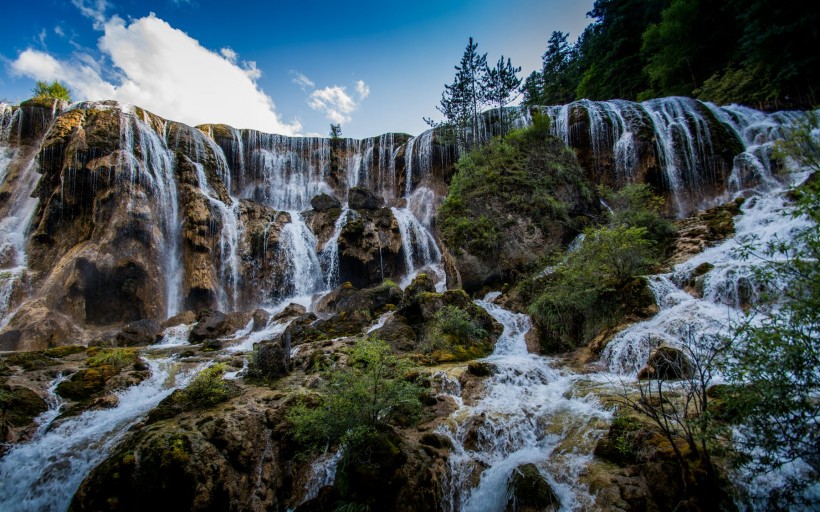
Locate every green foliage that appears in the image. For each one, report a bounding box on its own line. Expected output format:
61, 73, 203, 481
287, 338, 422, 452
526, 184, 670, 349
439, 120, 590, 260
431, 305, 487, 341
329, 123, 342, 139
86, 348, 138, 370
723, 119, 820, 505
422, 305, 490, 358
603, 183, 677, 250
178, 363, 236, 408
32, 80, 71, 102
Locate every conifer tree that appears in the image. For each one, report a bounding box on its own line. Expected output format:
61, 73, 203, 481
483, 56, 522, 137
433, 37, 488, 149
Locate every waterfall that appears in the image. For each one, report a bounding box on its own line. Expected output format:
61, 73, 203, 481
0, 358, 202, 512
280, 212, 324, 298
320, 207, 351, 290
119, 108, 184, 317
391, 206, 442, 287
0, 104, 53, 325
439, 298, 611, 511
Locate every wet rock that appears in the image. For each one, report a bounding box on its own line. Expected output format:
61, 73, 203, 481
0, 300, 84, 351
638, 346, 693, 380
337, 208, 405, 288
467, 361, 494, 377
115, 319, 161, 347
506, 463, 560, 512
161, 311, 196, 329
377, 316, 417, 352
348, 186, 383, 210
272, 303, 307, 322
248, 339, 291, 380
310, 193, 341, 211
189, 310, 252, 342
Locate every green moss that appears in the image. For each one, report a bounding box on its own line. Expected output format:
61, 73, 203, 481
3, 351, 59, 370
176, 363, 238, 408
86, 348, 139, 370
44, 346, 86, 358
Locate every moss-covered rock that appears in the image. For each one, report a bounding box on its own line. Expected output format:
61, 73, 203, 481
506, 463, 560, 512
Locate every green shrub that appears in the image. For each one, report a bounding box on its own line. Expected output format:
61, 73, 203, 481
602, 183, 677, 250
178, 363, 236, 408
287, 338, 422, 452
86, 348, 139, 370
32, 80, 72, 102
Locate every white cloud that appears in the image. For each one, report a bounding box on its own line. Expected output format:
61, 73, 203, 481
308, 86, 357, 124
10, 13, 300, 135
291, 71, 315, 91
356, 80, 370, 99
54, 26, 66, 38
294, 75, 370, 125
72, 0, 109, 29
219, 47, 237, 63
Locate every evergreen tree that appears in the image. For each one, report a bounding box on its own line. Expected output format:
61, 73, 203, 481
541, 31, 578, 104
433, 37, 488, 149
521, 70, 546, 106
483, 56, 521, 137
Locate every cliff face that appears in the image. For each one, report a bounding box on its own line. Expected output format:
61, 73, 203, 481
0, 98, 750, 351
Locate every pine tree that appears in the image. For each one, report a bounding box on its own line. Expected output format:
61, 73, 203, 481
483, 56, 522, 137
433, 37, 488, 149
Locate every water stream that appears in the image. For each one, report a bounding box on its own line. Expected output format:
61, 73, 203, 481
439, 296, 611, 511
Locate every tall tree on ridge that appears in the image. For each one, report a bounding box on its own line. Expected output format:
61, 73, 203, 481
433, 37, 488, 149
483, 56, 522, 138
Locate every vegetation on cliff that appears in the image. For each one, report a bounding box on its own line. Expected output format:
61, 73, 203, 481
438, 114, 595, 288
521, 0, 819, 109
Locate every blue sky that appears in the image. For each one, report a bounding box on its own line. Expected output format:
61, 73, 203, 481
0, 0, 594, 138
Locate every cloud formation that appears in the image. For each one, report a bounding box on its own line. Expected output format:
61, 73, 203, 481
294, 72, 370, 125
11, 12, 300, 135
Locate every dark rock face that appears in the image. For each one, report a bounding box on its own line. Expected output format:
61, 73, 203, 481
189, 310, 251, 343
337, 208, 405, 288
115, 319, 161, 347
348, 186, 383, 210
506, 463, 560, 512
310, 193, 341, 211
638, 345, 693, 380
248, 339, 290, 380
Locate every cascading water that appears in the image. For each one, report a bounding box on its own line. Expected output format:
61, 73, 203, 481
0, 103, 55, 325
280, 212, 324, 298
0, 357, 202, 512
439, 296, 611, 511
118, 107, 184, 318
391, 206, 443, 288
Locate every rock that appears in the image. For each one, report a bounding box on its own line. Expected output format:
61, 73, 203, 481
506, 463, 560, 512
467, 361, 494, 377
0, 385, 48, 447
272, 303, 306, 322
348, 186, 382, 210
189, 310, 252, 342
161, 311, 196, 329
310, 193, 341, 211
337, 208, 405, 288
249, 339, 291, 380
115, 319, 161, 347
378, 316, 417, 352
638, 346, 693, 380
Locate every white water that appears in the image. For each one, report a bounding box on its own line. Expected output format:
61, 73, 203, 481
119, 108, 184, 317
281, 212, 324, 297
0, 104, 51, 325
320, 207, 351, 290
391, 207, 443, 288
439, 298, 610, 511
0, 357, 201, 512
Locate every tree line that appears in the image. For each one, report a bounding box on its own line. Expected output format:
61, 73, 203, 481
522, 0, 819, 110
433, 0, 818, 132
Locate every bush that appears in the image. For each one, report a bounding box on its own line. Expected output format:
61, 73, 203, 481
529, 225, 657, 349
86, 348, 139, 370
32, 80, 71, 102
287, 338, 422, 452
178, 363, 236, 408
602, 183, 677, 250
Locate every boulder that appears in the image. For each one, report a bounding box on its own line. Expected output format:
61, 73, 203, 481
638, 345, 693, 380
506, 463, 560, 512
249, 339, 291, 380
115, 319, 161, 347
348, 186, 382, 210
310, 193, 341, 211
189, 310, 252, 342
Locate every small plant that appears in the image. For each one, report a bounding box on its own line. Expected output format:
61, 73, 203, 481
86, 348, 138, 370
32, 80, 71, 102
179, 363, 236, 408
